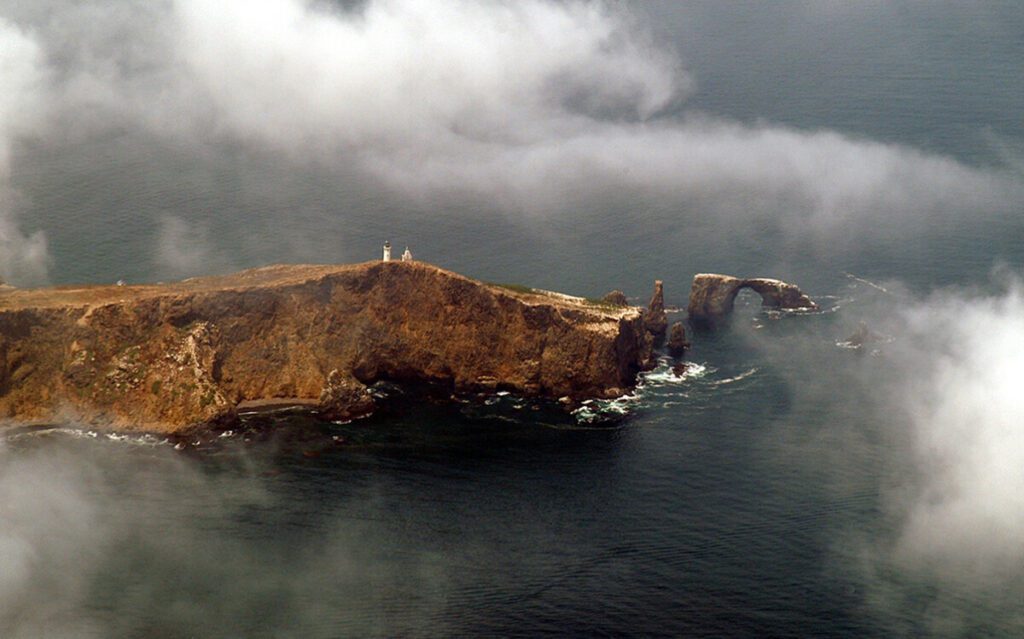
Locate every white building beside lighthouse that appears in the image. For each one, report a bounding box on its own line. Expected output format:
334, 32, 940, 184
382, 240, 392, 261
402, 246, 413, 262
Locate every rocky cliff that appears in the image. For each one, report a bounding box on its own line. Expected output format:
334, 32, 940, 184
687, 273, 817, 325
643, 280, 668, 339
0, 262, 654, 433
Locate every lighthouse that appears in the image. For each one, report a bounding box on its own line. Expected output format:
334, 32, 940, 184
382, 240, 392, 262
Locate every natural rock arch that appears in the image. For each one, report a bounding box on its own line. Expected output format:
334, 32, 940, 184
687, 273, 817, 325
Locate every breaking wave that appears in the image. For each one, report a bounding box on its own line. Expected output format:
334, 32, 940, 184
572, 356, 758, 424
710, 367, 759, 386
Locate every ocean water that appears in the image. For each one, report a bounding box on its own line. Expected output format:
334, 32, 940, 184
3, 3, 1024, 637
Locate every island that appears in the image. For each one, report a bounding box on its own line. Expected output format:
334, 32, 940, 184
0, 261, 658, 433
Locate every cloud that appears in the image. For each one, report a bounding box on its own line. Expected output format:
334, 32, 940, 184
795, 273, 1024, 634
0, 436, 453, 638
161, 0, 1021, 236
173, 0, 685, 150
155, 215, 233, 279
890, 274, 1024, 580
733, 272, 1024, 633
0, 0, 1020, 273
0, 445, 110, 638
0, 17, 51, 285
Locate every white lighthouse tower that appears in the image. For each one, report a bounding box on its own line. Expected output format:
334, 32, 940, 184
382, 240, 392, 262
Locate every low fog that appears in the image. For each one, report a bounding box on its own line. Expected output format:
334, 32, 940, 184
862, 275, 1024, 634
0, 0, 1020, 284
743, 270, 1024, 634
893, 275, 1024, 579
0, 437, 458, 638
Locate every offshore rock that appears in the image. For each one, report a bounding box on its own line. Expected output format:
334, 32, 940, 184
687, 273, 817, 325
842, 321, 881, 349
0, 261, 653, 433
667, 322, 690, 358
318, 369, 375, 421
644, 280, 668, 339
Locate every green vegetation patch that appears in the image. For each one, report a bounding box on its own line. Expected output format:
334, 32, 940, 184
487, 282, 536, 295
583, 297, 624, 310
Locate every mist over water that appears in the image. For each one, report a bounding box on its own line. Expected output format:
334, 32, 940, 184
1, 1, 1023, 636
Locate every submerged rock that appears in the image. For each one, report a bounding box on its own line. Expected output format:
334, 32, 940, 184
687, 273, 817, 325
842, 321, 881, 349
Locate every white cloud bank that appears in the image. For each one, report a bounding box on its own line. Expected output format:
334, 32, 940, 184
0, 0, 1020, 278
166, 0, 1020, 231
833, 275, 1024, 634
893, 276, 1024, 580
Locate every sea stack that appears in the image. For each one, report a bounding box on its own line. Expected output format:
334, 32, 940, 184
667, 322, 690, 357
644, 280, 668, 339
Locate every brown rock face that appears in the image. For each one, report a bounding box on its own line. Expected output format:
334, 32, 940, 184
644, 280, 668, 338
687, 273, 817, 325
318, 369, 375, 421
667, 322, 690, 357
0, 261, 653, 433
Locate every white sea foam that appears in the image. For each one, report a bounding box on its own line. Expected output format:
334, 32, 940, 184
639, 359, 712, 387
572, 392, 641, 424
844, 272, 893, 295
573, 359, 713, 423
710, 368, 759, 386
835, 333, 894, 351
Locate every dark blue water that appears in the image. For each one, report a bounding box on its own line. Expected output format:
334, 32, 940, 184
3, 2, 1024, 637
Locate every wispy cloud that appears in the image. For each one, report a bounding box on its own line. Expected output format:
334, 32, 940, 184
0, 17, 50, 285
1, 0, 1018, 280
162, 0, 1019, 236
0, 438, 452, 638
806, 273, 1024, 634
155, 215, 233, 279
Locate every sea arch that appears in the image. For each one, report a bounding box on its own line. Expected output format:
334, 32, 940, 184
686, 274, 817, 324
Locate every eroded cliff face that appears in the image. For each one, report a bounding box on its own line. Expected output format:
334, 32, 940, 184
687, 273, 817, 325
643, 280, 668, 339
0, 262, 653, 433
